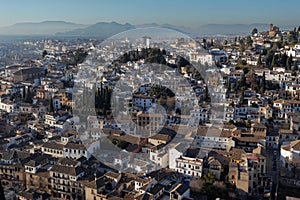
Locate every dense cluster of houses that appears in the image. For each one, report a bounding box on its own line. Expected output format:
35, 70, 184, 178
0, 25, 300, 199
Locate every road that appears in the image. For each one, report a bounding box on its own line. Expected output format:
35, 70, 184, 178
266, 148, 279, 200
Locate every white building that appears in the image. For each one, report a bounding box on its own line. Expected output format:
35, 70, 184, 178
281, 140, 300, 165
175, 156, 203, 177
133, 94, 154, 109
63, 141, 100, 159
41, 142, 64, 158
45, 114, 58, 127
193, 127, 235, 150
0, 99, 16, 113
148, 147, 169, 168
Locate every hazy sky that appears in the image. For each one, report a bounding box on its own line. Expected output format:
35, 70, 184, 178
0, 0, 298, 28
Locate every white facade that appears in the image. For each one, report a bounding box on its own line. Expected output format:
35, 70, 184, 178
63, 141, 100, 159
149, 148, 169, 168
133, 95, 154, 109
175, 156, 203, 177
281, 140, 300, 165
41, 143, 64, 158
0, 99, 16, 113
193, 129, 234, 150
169, 145, 184, 171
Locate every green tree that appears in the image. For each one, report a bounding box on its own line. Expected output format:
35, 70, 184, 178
25, 88, 33, 103
42, 50, 48, 58
239, 75, 246, 89
227, 81, 231, 92
286, 55, 293, 70
176, 57, 188, 68
292, 61, 298, 72
203, 173, 216, 184
271, 55, 277, 68
49, 96, 54, 113
22, 86, 26, 98
257, 55, 262, 66
260, 72, 266, 93
204, 86, 210, 101
252, 28, 258, 36
265, 50, 274, 68
280, 53, 288, 68
117, 140, 129, 149
245, 120, 251, 128
240, 89, 245, 104
246, 36, 253, 47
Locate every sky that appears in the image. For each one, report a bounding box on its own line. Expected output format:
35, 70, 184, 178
0, 0, 299, 28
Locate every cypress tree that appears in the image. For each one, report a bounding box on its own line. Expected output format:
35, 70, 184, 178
49, 97, 54, 113
257, 55, 262, 66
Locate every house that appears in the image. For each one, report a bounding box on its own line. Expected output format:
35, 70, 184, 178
17, 189, 51, 200
24, 156, 49, 174
229, 153, 270, 196
248, 97, 263, 107
41, 142, 64, 158
134, 177, 154, 192
104, 171, 121, 187
279, 129, 300, 145
63, 142, 90, 159
25, 167, 50, 194
0, 150, 30, 189
87, 115, 104, 129
136, 112, 164, 135
206, 157, 222, 180
133, 94, 154, 110
44, 113, 58, 127
251, 122, 267, 137
19, 102, 33, 113
193, 126, 235, 150
281, 140, 300, 177
52, 95, 62, 111
233, 135, 263, 153
5, 64, 22, 77
266, 130, 280, 149
0, 98, 16, 113
175, 156, 203, 177
145, 183, 165, 200
170, 183, 190, 200
61, 131, 76, 144
259, 106, 273, 119
13, 67, 44, 82
84, 176, 115, 200
148, 134, 171, 146
168, 143, 186, 171
49, 164, 86, 199
147, 146, 169, 168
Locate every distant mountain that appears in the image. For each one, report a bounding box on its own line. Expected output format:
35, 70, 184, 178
0, 20, 296, 38
194, 23, 271, 36
0, 21, 88, 36
57, 22, 135, 38
136, 23, 190, 34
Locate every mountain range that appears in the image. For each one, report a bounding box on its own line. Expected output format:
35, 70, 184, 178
0, 21, 88, 36
0, 21, 296, 38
